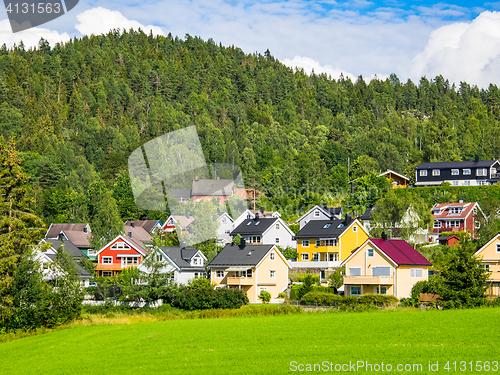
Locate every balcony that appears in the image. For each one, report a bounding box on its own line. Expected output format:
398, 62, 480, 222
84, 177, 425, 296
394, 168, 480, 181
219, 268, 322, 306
343, 275, 394, 285
226, 277, 254, 286
290, 260, 342, 269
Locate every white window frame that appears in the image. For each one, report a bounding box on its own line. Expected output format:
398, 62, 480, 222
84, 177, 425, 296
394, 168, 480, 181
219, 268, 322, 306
353, 226, 357, 232
102, 256, 113, 264
269, 270, 276, 279
432, 169, 440, 176
484, 264, 491, 272
463, 168, 471, 175
374, 286, 387, 294
464, 181, 470, 186
477, 168, 488, 177
410, 268, 423, 278
475, 221, 481, 229
314, 210, 320, 217
350, 286, 361, 296
111, 242, 130, 250
270, 252, 276, 261
367, 248, 374, 258
275, 238, 280, 244
247, 269, 253, 278
433, 221, 441, 228
216, 270, 225, 278
316, 239, 321, 247
419, 170, 427, 176
312, 253, 320, 261
259, 286, 268, 293
302, 239, 309, 247
301, 253, 309, 261
451, 169, 459, 176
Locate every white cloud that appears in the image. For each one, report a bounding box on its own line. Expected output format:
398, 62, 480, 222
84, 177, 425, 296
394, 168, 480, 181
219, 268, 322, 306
408, 11, 500, 87
75, 7, 165, 36
282, 55, 355, 80
0, 19, 70, 49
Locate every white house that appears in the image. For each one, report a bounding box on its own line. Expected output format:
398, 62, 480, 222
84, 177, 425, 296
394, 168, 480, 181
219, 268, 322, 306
216, 211, 234, 244
297, 204, 343, 230
138, 243, 207, 285
232, 207, 281, 229
230, 216, 296, 248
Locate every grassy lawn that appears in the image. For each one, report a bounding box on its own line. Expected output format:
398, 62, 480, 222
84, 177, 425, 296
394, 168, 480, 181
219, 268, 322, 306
2, 307, 499, 374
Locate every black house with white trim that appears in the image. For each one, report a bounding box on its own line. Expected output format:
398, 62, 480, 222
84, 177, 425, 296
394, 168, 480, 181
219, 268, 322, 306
415, 159, 500, 186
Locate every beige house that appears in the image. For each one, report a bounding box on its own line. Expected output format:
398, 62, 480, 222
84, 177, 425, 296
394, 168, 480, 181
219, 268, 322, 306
475, 234, 500, 297
208, 242, 291, 303
342, 235, 432, 299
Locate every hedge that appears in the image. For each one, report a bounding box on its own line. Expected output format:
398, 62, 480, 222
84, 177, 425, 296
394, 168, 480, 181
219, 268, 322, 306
301, 292, 398, 307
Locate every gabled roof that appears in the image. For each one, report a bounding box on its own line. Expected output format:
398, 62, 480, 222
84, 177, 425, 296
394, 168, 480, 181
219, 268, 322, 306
191, 179, 234, 196
231, 218, 277, 236
170, 215, 195, 229
171, 189, 192, 200
160, 246, 206, 270
438, 235, 460, 241
96, 235, 150, 257
216, 211, 234, 223
416, 160, 499, 169
123, 225, 153, 243
475, 233, 500, 257
43, 239, 88, 259
294, 217, 358, 238
125, 220, 162, 233
45, 223, 92, 248
365, 238, 432, 266
378, 169, 410, 181
297, 205, 341, 223
361, 204, 375, 221
208, 244, 275, 267
432, 202, 481, 220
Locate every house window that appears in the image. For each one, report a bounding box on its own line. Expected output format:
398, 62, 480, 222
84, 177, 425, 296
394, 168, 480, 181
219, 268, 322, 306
270, 252, 275, 261
433, 221, 441, 228
432, 169, 440, 176
496, 244, 500, 253
353, 226, 357, 232
111, 242, 130, 250
247, 222, 252, 226
320, 270, 326, 280
451, 169, 459, 175
225, 230, 230, 234
302, 239, 309, 247
247, 269, 253, 278
463, 169, 471, 175
314, 210, 320, 217
419, 170, 427, 176
102, 256, 113, 264
247, 214, 251, 219
325, 239, 337, 246
259, 286, 268, 293
477, 168, 488, 176
316, 239, 321, 247
102, 271, 112, 277
123, 257, 138, 266
270, 270, 276, 279
276, 223, 280, 230
312, 253, 319, 261
452, 181, 458, 186
275, 238, 280, 244
349, 267, 361, 276
475, 221, 481, 229
374, 286, 387, 294
329, 253, 339, 261
216, 270, 224, 278
484, 264, 491, 272
372, 266, 391, 276
410, 268, 423, 278
301, 253, 309, 261
367, 248, 374, 258
350, 286, 361, 296
464, 181, 470, 186
323, 223, 331, 229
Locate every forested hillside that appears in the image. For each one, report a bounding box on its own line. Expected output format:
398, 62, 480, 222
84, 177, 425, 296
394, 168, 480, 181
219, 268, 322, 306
2, 30, 500, 225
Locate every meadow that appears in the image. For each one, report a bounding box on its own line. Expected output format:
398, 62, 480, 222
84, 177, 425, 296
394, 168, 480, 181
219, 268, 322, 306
2, 307, 499, 374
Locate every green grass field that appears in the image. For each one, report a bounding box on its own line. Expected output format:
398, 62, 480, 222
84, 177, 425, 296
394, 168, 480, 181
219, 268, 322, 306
2, 307, 500, 374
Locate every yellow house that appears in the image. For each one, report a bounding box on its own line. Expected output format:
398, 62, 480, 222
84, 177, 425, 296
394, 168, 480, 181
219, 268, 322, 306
342, 236, 432, 299
293, 215, 369, 272
208, 242, 291, 303
475, 234, 500, 297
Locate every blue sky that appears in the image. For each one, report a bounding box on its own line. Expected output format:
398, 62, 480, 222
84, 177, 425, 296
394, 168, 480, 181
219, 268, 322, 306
0, 1, 499, 87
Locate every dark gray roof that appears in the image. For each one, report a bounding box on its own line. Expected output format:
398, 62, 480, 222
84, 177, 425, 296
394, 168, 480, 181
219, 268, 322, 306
295, 218, 353, 238
208, 244, 274, 267
45, 239, 88, 259
192, 179, 234, 196
125, 220, 161, 233
75, 264, 92, 277
361, 205, 375, 221
171, 189, 192, 200
230, 218, 277, 236
161, 246, 204, 270
416, 160, 498, 169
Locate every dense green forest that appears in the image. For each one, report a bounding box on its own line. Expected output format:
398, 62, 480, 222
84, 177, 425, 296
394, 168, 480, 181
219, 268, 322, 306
2, 29, 500, 226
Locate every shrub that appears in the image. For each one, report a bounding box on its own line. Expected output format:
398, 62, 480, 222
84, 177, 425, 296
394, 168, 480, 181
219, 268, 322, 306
212, 288, 249, 309
259, 291, 272, 304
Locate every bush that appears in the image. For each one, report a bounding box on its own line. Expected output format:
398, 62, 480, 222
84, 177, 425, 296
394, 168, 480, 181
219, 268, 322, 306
301, 292, 398, 307
259, 291, 272, 304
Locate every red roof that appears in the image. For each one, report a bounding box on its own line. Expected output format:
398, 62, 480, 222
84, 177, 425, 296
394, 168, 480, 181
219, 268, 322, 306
432, 202, 477, 220
370, 238, 432, 266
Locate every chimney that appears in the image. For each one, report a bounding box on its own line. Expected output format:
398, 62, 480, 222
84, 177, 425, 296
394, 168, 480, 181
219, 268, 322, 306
128, 231, 132, 238
323, 202, 327, 209
195, 176, 199, 181
186, 211, 190, 219
381, 231, 388, 241
217, 207, 220, 214
145, 216, 149, 220
475, 155, 479, 163
83, 226, 88, 233
71, 219, 74, 224
239, 238, 246, 249
254, 213, 259, 220
344, 214, 352, 226
180, 241, 186, 249
131, 221, 135, 228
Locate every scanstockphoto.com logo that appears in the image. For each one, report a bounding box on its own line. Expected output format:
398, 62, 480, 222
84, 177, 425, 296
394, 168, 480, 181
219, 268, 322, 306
4, 0, 78, 33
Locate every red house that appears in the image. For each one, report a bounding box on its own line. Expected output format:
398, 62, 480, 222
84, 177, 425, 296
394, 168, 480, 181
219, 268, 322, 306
438, 235, 460, 246
162, 215, 194, 233
191, 177, 235, 204
95, 234, 149, 277
430, 202, 484, 241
